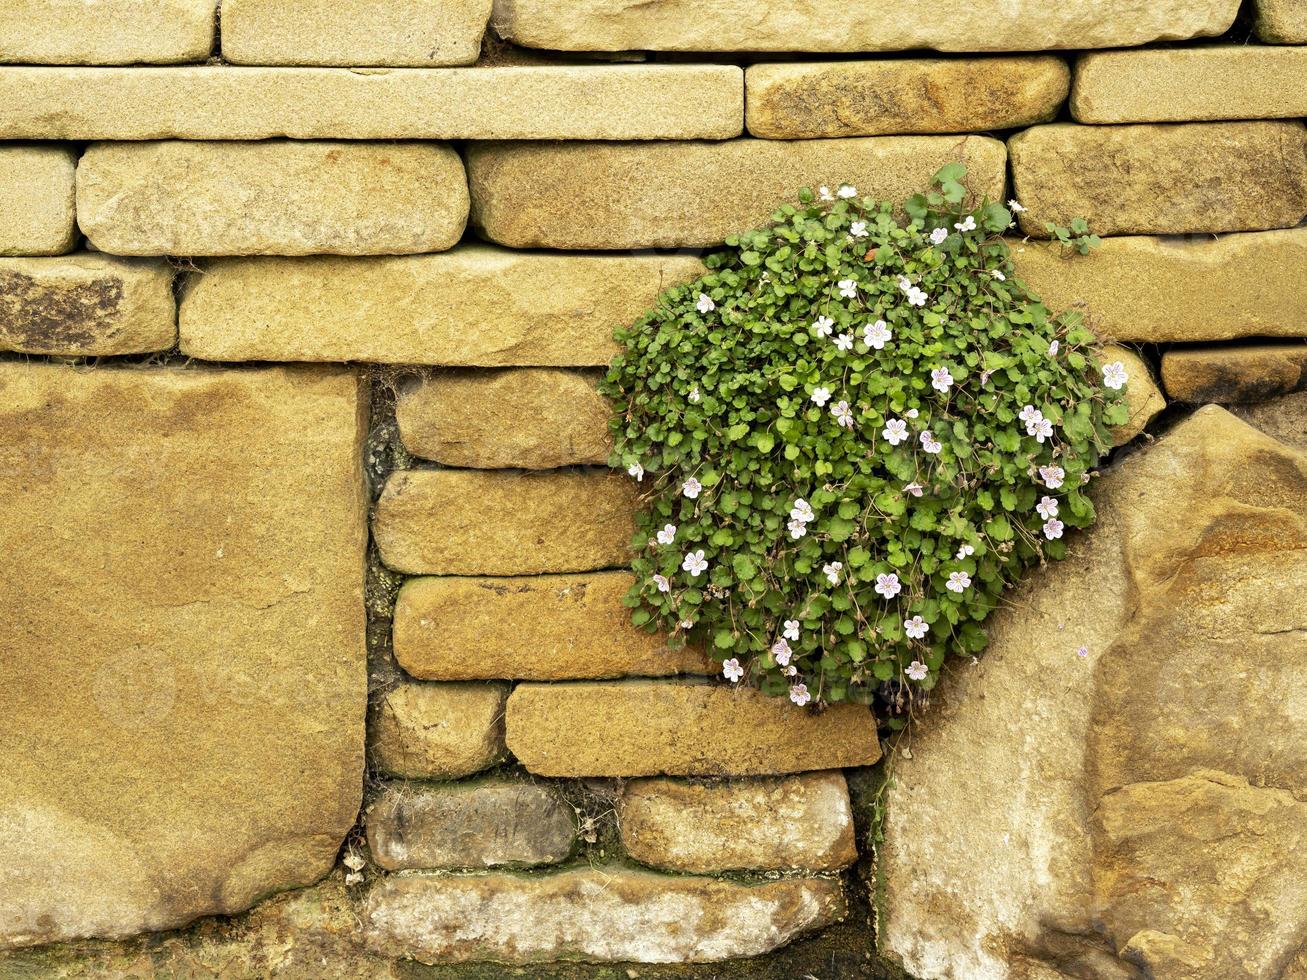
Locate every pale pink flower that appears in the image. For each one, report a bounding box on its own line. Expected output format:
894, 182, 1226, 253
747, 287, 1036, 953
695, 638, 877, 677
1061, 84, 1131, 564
1039, 465, 1065, 490
722, 658, 744, 682
920, 430, 943, 454
789, 498, 815, 524
822, 561, 842, 586
771, 638, 793, 666
832, 400, 855, 429
1031, 417, 1054, 443
627, 462, 645, 481
954, 215, 977, 233
656, 524, 677, 545
682, 477, 703, 499
812, 315, 834, 338
818, 185, 834, 202
904, 616, 929, 639
1043, 518, 1064, 540
863, 319, 892, 349
882, 418, 909, 446
790, 683, 812, 706
1036, 495, 1059, 520
946, 571, 971, 593
788, 519, 807, 539
783, 619, 800, 641
837, 184, 857, 199
682, 550, 708, 576
1008, 199, 1026, 213
838, 278, 858, 299
811, 386, 831, 407
930, 367, 954, 393
1047, 340, 1060, 357
956, 544, 974, 559
929, 227, 948, 245
906, 660, 929, 681
903, 482, 924, 497
849, 220, 868, 239
1102, 361, 1128, 390
688, 385, 701, 403
906, 408, 919, 419
1019, 404, 1041, 424
652, 573, 670, 593
834, 332, 854, 352
874, 573, 902, 599
696, 293, 715, 314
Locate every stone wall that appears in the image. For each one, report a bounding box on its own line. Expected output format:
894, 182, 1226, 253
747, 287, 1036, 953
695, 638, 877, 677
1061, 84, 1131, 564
0, 1, 1304, 976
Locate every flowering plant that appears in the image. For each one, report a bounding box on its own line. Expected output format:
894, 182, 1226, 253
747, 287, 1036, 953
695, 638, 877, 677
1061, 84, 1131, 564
603, 166, 1129, 707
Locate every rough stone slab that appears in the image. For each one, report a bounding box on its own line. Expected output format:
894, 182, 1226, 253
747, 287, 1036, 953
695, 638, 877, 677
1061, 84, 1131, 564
1010, 229, 1307, 342
393, 572, 712, 680
221, 0, 489, 67
0, 254, 174, 355
0, 65, 743, 141
0, 0, 215, 65
746, 56, 1069, 139
0, 363, 367, 950
178, 246, 705, 365
1102, 345, 1165, 446
619, 772, 857, 873
373, 469, 636, 576
492, 0, 1238, 53
367, 778, 575, 870
371, 682, 507, 779
363, 867, 846, 964
1234, 390, 1307, 449
1161, 345, 1307, 404
467, 135, 1006, 249
506, 681, 881, 777
1072, 46, 1307, 123
1257, 0, 1307, 42
0, 146, 76, 256
76, 140, 468, 256
1009, 121, 1307, 237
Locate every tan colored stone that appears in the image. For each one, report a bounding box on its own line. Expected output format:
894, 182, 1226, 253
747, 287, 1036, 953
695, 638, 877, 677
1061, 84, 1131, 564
0, 65, 743, 141
1101, 345, 1164, 445
467, 135, 1006, 249
373, 469, 636, 576
363, 867, 846, 964
371, 682, 507, 779
0, 0, 215, 64
1257, 0, 1307, 42
397, 369, 611, 468
492, 0, 1238, 53
221, 0, 490, 67
0, 363, 367, 950
1009, 121, 1307, 237
1161, 344, 1307, 404
1234, 390, 1307, 448
393, 572, 711, 680
76, 140, 467, 257
1072, 45, 1307, 123
0, 146, 76, 256
178, 246, 705, 365
1011, 229, 1307, 342
619, 772, 856, 873
746, 57, 1068, 139
506, 680, 881, 776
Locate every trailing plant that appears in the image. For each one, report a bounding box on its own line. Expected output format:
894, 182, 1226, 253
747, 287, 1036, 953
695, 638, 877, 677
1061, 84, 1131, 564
1044, 217, 1101, 254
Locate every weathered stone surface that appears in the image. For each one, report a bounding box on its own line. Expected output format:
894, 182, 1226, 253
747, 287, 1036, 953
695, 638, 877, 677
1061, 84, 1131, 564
373, 469, 636, 576
0, 0, 215, 64
1011, 229, 1307, 342
1072, 45, 1307, 123
1162, 344, 1307, 404
746, 57, 1068, 139
507, 680, 881, 776
0, 363, 367, 950
178, 246, 705, 365
76, 140, 467, 256
1009, 121, 1307, 237
364, 867, 846, 964
221, 0, 489, 67
467, 136, 1005, 249
0, 65, 744, 140
619, 772, 857, 873
367, 778, 575, 870
0, 254, 174, 355
1257, 0, 1307, 42
1234, 390, 1307, 448
397, 368, 610, 468
880, 406, 1307, 980
1101, 345, 1164, 445
0, 145, 76, 256
492, 0, 1238, 53
393, 572, 711, 680
371, 682, 507, 780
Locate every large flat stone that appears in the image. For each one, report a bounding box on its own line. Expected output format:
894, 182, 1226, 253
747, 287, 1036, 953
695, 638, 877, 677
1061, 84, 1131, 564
0, 0, 215, 64
0, 363, 367, 950
373, 469, 636, 576
393, 572, 711, 680
363, 867, 846, 964
746, 56, 1068, 138
1, 145, 76, 256
178, 247, 706, 365
76, 140, 468, 256
1011, 229, 1307, 342
0, 254, 174, 355
1161, 344, 1307, 404
0, 65, 743, 140
506, 680, 881, 776
371, 682, 507, 779
1257, 0, 1307, 41
467, 135, 1005, 249
1009, 121, 1307, 237
1072, 46, 1307, 123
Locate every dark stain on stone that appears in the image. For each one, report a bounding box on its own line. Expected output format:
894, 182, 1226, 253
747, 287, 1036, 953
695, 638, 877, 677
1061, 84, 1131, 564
0, 270, 123, 353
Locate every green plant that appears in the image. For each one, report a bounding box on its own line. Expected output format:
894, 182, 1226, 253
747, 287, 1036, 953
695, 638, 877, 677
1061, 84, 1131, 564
602, 166, 1129, 707
1044, 217, 1101, 254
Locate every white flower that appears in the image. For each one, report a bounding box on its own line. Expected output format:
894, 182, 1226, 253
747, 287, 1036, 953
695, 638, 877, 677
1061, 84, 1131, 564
956, 544, 974, 559
627, 462, 645, 481
920, 430, 942, 454
903, 482, 924, 497
831, 400, 855, 429
679, 618, 694, 629
906, 660, 929, 681
682, 477, 703, 498
882, 418, 909, 446
1008, 199, 1026, 213
849, 220, 868, 238
905, 285, 928, 307
784, 664, 798, 676
1031, 417, 1054, 443
696, 292, 715, 314
904, 616, 930, 639
1043, 518, 1065, 540
1102, 360, 1128, 390
771, 638, 792, 666
819, 185, 834, 201
788, 518, 808, 539
1036, 495, 1059, 520
991, 270, 1006, 282
863, 319, 892, 349
1047, 340, 1060, 357
946, 571, 971, 593
822, 561, 843, 586
653, 573, 670, 593
656, 524, 677, 545
837, 278, 858, 299
837, 184, 857, 199
834, 332, 854, 352
811, 386, 831, 407
783, 619, 800, 641
789, 683, 811, 706
790, 498, 815, 523
929, 227, 948, 245
954, 215, 977, 233
681, 549, 708, 576
874, 573, 902, 599
897, 275, 912, 291
930, 367, 954, 393
812, 315, 834, 338
1019, 404, 1042, 424
906, 408, 919, 419
722, 658, 744, 682
1039, 465, 1065, 490
688, 385, 701, 403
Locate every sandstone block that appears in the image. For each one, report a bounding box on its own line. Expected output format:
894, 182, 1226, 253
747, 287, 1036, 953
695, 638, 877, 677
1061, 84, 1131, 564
0, 65, 743, 141
0, 363, 367, 950
1161, 345, 1307, 404
0, 0, 215, 64
1009, 121, 1307, 237
0, 145, 76, 256
371, 682, 507, 779
1101, 345, 1165, 445
0, 254, 174, 355
1011, 229, 1307, 342
393, 572, 711, 680
618, 772, 857, 873
467, 135, 1006, 249
1235, 390, 1307, 449
363, 867, 846, 963
76, 140, 467, 256
178, 246, 705, 365
1257, 0, 1307, 42
506, 680, 881, 777
746, 56, 1068, 139
373, 469, 636, 576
